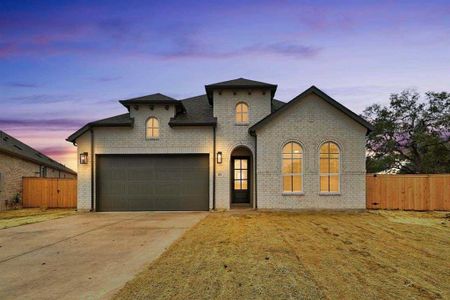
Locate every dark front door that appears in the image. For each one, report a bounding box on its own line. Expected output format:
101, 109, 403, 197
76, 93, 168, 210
96, 154, 209, 211
232, 157, 250, 203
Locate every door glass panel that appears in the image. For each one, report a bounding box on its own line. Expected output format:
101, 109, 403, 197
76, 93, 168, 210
234, 170, 241, 180
241, 159, 247, 169
242, 170, 248, 179
241, 180, 248, 190
234, 159, 241, 169
234, 181, 241, 190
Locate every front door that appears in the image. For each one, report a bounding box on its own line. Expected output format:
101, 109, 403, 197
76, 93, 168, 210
232, 158, 250, 203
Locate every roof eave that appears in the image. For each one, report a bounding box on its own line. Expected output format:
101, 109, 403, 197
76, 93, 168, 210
205, 85, 278, 104
66, 120, 134, 143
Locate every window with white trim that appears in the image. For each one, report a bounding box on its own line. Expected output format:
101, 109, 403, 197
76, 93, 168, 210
235, 102, 249, 124
282, 142, 303, 193
319, 142, 340, 193
146, 117, 159, 139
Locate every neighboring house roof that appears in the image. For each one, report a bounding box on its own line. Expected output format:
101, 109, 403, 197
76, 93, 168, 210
272, 99, 286, 112
0, 130, 76, 175
205, 78, 278, 104
119, 93, 186, 113
249, 86, 374, 135
66, 113, 134, 143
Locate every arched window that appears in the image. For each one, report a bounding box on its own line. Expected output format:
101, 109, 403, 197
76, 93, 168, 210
320, 142, 340, 193
235, 102, 249, 124
146, 117, 159, 139
282, 142, 303, 193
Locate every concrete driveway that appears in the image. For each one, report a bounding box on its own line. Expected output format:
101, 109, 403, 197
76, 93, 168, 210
0, 212, 207, 299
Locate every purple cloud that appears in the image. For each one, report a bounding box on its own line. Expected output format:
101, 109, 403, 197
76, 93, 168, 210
4, 82, 40, 88
0, 118, 87, 129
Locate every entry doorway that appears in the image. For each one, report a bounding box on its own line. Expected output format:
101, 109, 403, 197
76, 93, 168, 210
230, 146, 252, 206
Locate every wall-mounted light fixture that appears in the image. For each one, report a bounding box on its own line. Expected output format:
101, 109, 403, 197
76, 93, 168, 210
217, 151, 222, 164
80, 152, 88, 164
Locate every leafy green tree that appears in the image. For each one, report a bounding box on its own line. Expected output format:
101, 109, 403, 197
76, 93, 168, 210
363, 90, 450, 174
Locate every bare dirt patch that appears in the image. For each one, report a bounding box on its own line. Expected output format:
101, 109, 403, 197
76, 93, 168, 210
0, 208, 76, 229
115, 211, 450, 300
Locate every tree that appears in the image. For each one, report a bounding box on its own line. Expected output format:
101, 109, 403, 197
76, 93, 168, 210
363, 90, 450, 174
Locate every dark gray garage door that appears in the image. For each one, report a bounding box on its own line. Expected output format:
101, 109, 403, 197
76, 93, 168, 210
96, 154, 209, 211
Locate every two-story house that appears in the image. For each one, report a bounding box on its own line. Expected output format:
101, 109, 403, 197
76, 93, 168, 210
67, 78, 373, 211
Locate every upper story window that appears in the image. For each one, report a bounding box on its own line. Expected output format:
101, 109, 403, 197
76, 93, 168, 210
146, 117, 159, 139
282, 142, 303, 193
235, 102, 249, 124
319, 142, 340, 193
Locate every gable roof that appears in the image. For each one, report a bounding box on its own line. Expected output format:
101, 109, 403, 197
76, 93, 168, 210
66, 113, 134, 143
205, 78, 278, 104
119, 93, 186, 113
0, 130, 76, 175
249, 86, 374, 135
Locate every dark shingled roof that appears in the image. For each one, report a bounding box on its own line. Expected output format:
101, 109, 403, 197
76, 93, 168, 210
119, 93, 186, 114
205, 78, 278, 104
66, 113, 133, 143
249, 86, 374, 135
1, 130, 76, 175
168, 95, 286, 126
169, 95, 217, 126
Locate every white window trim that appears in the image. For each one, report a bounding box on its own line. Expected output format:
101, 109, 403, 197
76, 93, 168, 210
235, 102, 249, 125
145, 117, 160, 140
318, 141, 341, 195
281, 141, 304, 194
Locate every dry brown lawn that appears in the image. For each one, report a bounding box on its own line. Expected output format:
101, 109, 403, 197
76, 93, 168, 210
0, 208, 76, 229
115, 210, 450, 300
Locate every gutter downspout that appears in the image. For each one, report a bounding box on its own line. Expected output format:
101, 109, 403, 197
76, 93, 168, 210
212, 126, 216, 211
90, 128, 95, 212
254, 134, 257, 210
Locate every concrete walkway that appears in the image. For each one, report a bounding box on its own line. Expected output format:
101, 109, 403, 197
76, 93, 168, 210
0, 212, 207, 299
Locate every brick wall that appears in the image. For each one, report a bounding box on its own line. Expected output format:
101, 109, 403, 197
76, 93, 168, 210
213, 89, 271, 209
255, 93, 367, 209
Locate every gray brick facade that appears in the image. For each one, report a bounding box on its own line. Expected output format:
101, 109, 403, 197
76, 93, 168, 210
73, 81, 368, 211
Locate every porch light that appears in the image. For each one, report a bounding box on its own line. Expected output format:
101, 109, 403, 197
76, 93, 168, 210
217, 152, 222, 164
80, 152, 88, 164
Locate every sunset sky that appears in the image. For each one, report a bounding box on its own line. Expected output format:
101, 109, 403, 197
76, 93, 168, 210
1, 0, 449, 171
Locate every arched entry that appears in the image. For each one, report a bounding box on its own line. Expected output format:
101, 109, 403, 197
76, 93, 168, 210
230, 146, 253, 206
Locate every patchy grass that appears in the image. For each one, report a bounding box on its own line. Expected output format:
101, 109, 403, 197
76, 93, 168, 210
115, 210, 450, 300
0, 208, 76, 229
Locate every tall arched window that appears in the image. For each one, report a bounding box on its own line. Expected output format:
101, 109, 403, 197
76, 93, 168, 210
282, 142, 303, 193
320, 142, 340, 193
235, 102, 249, 124
146, 117, 159, 139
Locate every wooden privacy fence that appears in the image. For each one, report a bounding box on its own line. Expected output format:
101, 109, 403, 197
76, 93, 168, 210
22, 177, 77, 208
366, 174, 450, 211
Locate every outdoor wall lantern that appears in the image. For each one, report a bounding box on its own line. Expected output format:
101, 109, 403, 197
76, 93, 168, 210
80, 152, 88, 164
217, 152, 223, 164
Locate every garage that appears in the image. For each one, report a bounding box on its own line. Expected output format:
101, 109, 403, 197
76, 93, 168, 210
96, 154, 209, 211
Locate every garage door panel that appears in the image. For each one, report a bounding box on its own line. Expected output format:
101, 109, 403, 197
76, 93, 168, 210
96, 154, 209, 211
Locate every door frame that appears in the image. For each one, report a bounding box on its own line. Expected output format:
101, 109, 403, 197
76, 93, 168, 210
230, 155, 252, 205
